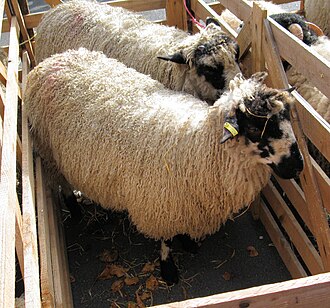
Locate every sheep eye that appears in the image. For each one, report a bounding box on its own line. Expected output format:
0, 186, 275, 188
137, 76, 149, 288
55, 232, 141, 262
247, 127, 260, 134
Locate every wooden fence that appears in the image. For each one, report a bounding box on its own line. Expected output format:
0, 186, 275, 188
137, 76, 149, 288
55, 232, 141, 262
0, 0, 329, 307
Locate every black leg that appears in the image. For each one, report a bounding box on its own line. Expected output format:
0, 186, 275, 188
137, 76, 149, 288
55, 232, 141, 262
160, 239, 179, 284
175, 234, 200, 254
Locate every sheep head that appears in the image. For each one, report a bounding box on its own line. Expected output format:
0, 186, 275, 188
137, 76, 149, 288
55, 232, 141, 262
157, 22, 241, 99
219, 72, 303, 179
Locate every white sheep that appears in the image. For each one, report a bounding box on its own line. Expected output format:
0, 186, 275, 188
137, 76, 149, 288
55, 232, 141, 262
24, 48, 303, 283
35, 0, 241, 103
304, 0, 330, 37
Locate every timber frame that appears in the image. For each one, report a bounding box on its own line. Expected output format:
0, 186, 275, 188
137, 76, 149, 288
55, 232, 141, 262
0, 0, 329, 307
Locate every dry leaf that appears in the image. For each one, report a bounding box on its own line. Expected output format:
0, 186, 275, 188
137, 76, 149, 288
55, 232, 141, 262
135, 292, 146, 308
222, 271, 232, 281
141, 262, 155, 273
247, 246, 259, 257
98, 249, 118, 263
140, 291, 152, 301
146, 275, 159, 291
97, 264, 128, 280
111, 279, 124, 292
125, 276, 139, 286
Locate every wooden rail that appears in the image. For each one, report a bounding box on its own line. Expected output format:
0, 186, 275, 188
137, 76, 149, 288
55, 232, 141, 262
1, 0, 329, 306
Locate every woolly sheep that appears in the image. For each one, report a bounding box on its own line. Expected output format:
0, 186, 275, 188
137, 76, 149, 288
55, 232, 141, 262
35, 0, 241, 103
304, 0, 330, 37
24, 48, 303, 283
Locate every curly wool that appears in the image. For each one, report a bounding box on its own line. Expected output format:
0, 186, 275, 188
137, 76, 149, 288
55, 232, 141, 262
35, 0, 240, 102
25, 48, 270, 240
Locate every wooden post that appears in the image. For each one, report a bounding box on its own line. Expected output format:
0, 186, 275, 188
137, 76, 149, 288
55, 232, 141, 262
0, 16, 20, 308
22, 51, 42, 307
166, 0, 188, 31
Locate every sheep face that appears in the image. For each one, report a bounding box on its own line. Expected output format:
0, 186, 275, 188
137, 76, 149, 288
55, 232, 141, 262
220, 73, 303, 179
158, 23, 241, 101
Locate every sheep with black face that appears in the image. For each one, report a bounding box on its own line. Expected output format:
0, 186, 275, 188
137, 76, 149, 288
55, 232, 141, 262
35, 0, 241, 103
24, 48, 303, 284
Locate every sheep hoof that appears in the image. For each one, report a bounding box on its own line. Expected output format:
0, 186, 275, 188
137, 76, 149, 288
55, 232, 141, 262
160, 258, 179, 285
63, 192, 82, 223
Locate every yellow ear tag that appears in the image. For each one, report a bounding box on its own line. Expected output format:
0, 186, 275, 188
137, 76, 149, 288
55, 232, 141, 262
224, 122, 238, 137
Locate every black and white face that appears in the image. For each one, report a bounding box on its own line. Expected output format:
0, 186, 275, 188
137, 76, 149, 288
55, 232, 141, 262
193, 30, 241, 96
237, 99, 304, 179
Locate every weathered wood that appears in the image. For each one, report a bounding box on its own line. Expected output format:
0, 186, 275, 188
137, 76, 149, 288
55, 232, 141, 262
311, 157, 330, 213
218, 0, 252, 21
153, 272, 330, 308
35, 158, 55, 307
109, 0, 165, 12
293, 91, 330, 164
0, 16, 20, 308
259, 200, 307, 278
263, 182, 324, 275
269, 18, 330, 99
44, 0, 62, 7
22, 50, 41, 308
290, 101, 330, 272
166, 0, 187, 31
236, 17, 252, 58
251, 3, 267, 73
10, 0, 35, 65
274, 175, 312, 232
191, 0, 237, 38
15, 195, 24, 277
47, 188, 73, 307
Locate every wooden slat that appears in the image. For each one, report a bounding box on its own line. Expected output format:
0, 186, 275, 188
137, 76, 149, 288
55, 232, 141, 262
35, 158, 55, 307
269, 18, 330, 99
165, 0, 187, 31
22, 50, 41, 308
108, 0, 166, 12
251, 2, 267, 73
192, 0, 237, 38
217, 0, 252, 22
262, 18, 288, 87
259, 200, 307, 278
208, 1, 225, 14
44, 0, 62, 8
263, 182, 324, 275
293, 91, 330, 163
274, 175, 312, 232
236, 17, 251, 58
311, 157, 330, 214
0, 16, 20, 308
10, 0, 35, 65
15, 195, 24, 277
290, 103, 330, 272
153, 272, 330, 308
47, 188, 73, 307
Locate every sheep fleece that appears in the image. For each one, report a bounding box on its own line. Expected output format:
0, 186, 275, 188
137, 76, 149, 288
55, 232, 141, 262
24, 49, 270, 240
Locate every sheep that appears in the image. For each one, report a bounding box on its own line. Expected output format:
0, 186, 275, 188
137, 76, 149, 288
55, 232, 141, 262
304, 0, 330, 37
35, 0, 241, 104
24, 48, 303, 283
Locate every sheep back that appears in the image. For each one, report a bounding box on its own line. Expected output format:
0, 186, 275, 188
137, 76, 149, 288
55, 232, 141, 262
25, 48, 270, 240
35, 0, 240, 102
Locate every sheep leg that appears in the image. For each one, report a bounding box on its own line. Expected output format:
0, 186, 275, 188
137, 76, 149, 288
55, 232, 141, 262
60, 181, 82, 222
160, 239, 179, 284
175, 234, 200, 254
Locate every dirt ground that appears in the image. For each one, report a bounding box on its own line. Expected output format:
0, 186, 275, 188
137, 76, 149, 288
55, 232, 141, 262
64, 202, 291, 308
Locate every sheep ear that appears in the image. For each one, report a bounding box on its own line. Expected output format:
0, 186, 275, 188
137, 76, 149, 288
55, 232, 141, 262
157, 53, 187, 64
220, 116, 239, 144
206, 17, 221, 28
